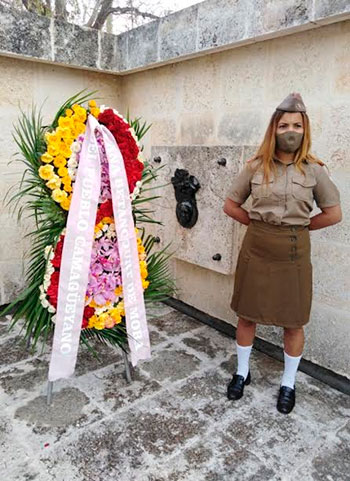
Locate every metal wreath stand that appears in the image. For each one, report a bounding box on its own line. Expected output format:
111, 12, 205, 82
26, 329, 133, 405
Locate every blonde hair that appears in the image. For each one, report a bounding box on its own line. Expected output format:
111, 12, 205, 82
249, 110, 324, 182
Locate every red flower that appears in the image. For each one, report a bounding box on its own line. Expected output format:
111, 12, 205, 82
83, 306, 95, 319
96, 199, 114, 224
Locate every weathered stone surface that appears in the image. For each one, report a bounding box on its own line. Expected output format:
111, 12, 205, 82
1, 2, 349, 74
0, 335, 33, 365
127, 21, 160, 70
54, 20, 98, 69
0, 5, 51, 60
197, 0, 250, 51
148, 309, 202, 335
141, 349, 201, 382
314, 0, 350, 22
159, 5, 198, 61
15, 387, 91, 428
0, 307, 349, 480
311, 240, 350, 310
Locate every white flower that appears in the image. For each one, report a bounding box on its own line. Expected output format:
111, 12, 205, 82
95, 306, 108, 315
100, 105, 106, 112
48, 305, 56, 313
41, 298, 49, 308
71, 143, 81, 153
68, 158, 78, 169
44, 246, 52, 259
39, 285, 45, 294
51, 314, 57, 324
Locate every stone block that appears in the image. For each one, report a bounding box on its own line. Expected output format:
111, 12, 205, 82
219, 42, 269, 110
159, 5, 198, 61
314, 0, 350, 23
218, 111, 264, 145
114, 31, 128, 72
0, 260, 25, 305
197, 0, 249, 51
127, 20, 159, 70
54, 20, 98, 69
99, 31, 116, 71
180, 113, 215, 144
311, 169, 350, 245
0, 5, 51, 60
304, 301, 350, 377
255, 0, 313, 35
181, 57, 217, 113
150, 145, 244, 275
311, 240, 350, 311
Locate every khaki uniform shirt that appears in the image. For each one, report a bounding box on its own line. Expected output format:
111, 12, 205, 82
226, 157, 341, 226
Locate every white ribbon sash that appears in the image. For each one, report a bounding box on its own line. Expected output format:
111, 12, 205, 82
48, 115, 151, 382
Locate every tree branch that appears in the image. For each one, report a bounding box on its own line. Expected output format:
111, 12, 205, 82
90, 5, 160, 30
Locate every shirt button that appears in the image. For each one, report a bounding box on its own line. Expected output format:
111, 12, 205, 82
290, 235, 297, 242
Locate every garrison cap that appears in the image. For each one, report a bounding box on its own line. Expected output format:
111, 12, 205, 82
276, 92, 306, 112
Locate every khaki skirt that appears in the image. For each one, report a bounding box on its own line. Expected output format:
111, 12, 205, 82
231, 219, 312, 328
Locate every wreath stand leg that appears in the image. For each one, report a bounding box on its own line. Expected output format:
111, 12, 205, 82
26, 327, 34, 351
46, 380, 53, 405
122, 349, 133, 383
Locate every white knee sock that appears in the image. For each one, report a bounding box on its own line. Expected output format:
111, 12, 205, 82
281, 351, 302, 389
236, 342, 253, 380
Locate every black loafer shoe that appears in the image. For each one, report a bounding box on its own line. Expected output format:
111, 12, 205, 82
227, 371, 251, 400
277, 386, 295, 414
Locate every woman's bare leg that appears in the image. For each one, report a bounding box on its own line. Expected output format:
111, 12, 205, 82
236, 317, 256, 346
284, 327, 304, 356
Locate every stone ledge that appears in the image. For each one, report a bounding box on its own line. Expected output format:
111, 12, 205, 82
0, 0, 349, 74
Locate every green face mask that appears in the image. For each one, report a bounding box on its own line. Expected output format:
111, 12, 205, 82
276, 131, 303, 153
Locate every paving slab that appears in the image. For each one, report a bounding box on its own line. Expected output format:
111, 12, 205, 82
0, 305, 349, 481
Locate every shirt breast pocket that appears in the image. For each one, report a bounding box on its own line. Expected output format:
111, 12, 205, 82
251, 173, 274, 198
291, 174, 316, 202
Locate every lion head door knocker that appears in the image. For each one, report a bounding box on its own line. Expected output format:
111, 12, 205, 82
171, 168, 201, 228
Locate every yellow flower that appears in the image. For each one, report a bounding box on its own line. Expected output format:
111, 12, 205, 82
47, 144, 59, 157
88, 315, 97, 328
39, 164, 55, 181
63, 137, 74, 148
65, 108, 73, 117
102, 217, 113, 224
52, 189, 68, 203
88, 100, 97, 108
57, 166, 69, 178
58, 116, 74, 130
46, 175, 62, 190
114, 286, 123, 296
60, 196, 71, 211
94, 317, 105, 330
53, 155, 67, 168
45, 132, 60, 144
142, 279, 150, 290
59, 143, 72, 159
74, 121, 86, 136
40, 153, 53, 164
61, 175, 71, 184
110, 308, 121, 324
90, 107, 100, 118
89, 300, 98, 308
137, 244, 145, 254
63, 183, 72, 194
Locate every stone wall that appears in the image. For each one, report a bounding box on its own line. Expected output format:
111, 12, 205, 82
0, 1, 349, 377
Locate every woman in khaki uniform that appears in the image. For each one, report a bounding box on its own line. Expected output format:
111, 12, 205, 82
223, 93, 342, 414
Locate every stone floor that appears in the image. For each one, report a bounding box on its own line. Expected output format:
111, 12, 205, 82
0, 303, 349, 481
